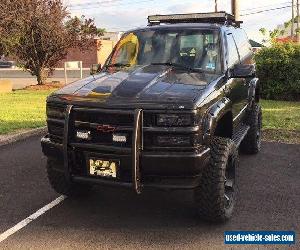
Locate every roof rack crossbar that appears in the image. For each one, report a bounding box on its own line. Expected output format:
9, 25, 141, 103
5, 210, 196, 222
147, 12, 242, 27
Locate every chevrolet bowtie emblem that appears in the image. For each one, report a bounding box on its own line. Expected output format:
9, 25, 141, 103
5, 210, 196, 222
96, 124, 117, 133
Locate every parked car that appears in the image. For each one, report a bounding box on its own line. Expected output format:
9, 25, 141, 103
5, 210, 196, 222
41, 12, 261, 222
0, 60, 14, 68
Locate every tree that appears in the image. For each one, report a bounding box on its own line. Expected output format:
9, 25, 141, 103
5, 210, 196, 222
97, 28, 106, 35
259, 28, 267, 36
259, 27, 281, 45
0, 0, 102, 84
0, 0, 28, 56
255, 42, 300, 100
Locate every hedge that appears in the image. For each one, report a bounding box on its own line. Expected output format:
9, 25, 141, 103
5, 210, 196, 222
254, 42, 300, 101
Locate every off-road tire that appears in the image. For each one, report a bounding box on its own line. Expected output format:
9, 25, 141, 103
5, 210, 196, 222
240, 103, 262, 154
194, 136, 238, 222
46, 159, 91, 197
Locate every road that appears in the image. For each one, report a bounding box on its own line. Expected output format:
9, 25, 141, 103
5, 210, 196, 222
0, 69, 90, 79
0, 136, 299, 249
0, 69, 90, 89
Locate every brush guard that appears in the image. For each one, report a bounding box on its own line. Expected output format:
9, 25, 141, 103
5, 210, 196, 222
63, 105, 144, 194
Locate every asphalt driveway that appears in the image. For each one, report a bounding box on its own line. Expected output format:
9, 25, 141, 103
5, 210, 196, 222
0, 136, 299, 249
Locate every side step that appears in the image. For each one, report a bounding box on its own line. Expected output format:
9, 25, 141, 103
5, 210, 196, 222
232, 123, 250, 147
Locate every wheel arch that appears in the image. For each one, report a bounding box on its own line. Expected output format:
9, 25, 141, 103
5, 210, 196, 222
202, 97, 233, 143
248, 78, 260, 104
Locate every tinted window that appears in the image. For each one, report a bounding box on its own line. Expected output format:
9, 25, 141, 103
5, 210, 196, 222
226, 34, 239, 68
232, 29, 252, 62
108, 29, 222, 74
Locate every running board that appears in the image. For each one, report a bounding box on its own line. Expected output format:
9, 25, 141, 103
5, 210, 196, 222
232, 124, 250, 147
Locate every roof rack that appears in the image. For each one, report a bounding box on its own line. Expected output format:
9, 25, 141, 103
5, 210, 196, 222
148, 11, 242, 27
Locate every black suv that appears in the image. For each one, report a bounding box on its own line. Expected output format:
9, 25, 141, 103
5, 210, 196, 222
41, 12, 262, 222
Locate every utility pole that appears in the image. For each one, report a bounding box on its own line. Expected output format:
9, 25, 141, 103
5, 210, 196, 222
231, 0, 240, 21
297, 0, 300, 43
291, 0, 295, 38
214, 0, 218, 12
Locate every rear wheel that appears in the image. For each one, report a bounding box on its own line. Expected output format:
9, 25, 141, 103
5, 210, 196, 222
46, 159, 92, 197
241, 103, 262, 154
194, 136, 238, 222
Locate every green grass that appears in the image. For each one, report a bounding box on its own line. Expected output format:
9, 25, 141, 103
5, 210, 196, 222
0, 90, 299, 143
261, 100, 300, 131
0, 90, 55, 135
260, 99, 300, 143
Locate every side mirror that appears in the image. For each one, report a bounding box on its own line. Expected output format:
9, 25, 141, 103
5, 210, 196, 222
231, 64, 255, 78
90, 63, 102, 75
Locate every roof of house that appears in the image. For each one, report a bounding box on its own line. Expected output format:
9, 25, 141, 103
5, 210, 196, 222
249, 39, 264, 48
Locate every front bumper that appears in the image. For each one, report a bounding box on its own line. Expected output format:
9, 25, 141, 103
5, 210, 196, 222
41, 135, 210, 190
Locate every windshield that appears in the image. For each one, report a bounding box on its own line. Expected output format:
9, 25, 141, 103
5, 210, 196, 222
106, 29, 221, 74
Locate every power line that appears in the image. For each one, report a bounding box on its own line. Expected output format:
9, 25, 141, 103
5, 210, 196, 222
67, 0, 292, 30
68, 0, 121, 8
240, 1, 291, 12
69, 0, 154, 10
241, 5, 292, 16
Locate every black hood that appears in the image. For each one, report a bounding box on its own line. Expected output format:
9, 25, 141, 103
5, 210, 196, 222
49, 65, 220, 109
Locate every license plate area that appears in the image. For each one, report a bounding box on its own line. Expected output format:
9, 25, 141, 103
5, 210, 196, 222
88, 157, 119, 178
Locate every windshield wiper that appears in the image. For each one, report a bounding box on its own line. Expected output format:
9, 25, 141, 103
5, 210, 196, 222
105, 63, 131, 68
150, 62, 202, 72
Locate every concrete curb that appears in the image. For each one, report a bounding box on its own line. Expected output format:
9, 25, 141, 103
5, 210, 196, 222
0, 127, 47, 147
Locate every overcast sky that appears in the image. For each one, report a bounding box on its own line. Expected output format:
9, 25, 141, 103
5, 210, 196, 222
64, 0, 292, 42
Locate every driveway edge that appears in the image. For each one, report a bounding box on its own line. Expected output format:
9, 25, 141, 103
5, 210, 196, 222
0, 127, 47, 147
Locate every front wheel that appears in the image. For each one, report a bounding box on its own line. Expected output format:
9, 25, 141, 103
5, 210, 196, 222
46, 159, 92, 197
194, 136, 238, 222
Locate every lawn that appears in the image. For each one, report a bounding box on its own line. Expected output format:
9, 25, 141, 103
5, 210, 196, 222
0, 90, 299, 143
0, 89, 54, 135
260, 99, 300, 143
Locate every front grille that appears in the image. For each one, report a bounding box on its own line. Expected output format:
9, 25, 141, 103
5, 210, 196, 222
47, 122, 64, 144
72, 108, 137, 147
46, 103, 66, 144
74, 110, 134, 126
46, 105, 198, 152
48, 122, 64, 137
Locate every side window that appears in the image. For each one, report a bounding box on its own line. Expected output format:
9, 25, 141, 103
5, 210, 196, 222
111, 33, 139, 65
226, 34, 239, 68
232, 29, 253, 62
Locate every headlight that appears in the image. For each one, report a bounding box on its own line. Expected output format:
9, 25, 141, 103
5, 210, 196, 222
156, 135, 191, 146
156, 114, 192, 126
46, 105, 66, 120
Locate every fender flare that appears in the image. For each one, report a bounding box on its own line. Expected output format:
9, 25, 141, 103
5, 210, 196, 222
202, 97, 232, 144
248, 77, 260, 104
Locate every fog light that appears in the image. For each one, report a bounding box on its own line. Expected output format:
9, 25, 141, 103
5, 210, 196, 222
113, 133, 127, 143
76, 130, 91, 140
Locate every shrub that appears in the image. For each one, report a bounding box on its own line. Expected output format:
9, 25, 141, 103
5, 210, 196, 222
254, 42, 300, 101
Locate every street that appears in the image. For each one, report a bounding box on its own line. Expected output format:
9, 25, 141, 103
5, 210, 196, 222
0, 69, 90, 79
0, 69, 90, 89
0, 136, 299, 249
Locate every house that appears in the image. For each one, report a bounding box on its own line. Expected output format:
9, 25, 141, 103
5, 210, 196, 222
249, 39, 264, 52
58, 31, 123, 68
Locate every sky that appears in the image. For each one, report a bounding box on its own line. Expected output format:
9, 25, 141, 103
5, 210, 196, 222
64, 0, 292, 42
